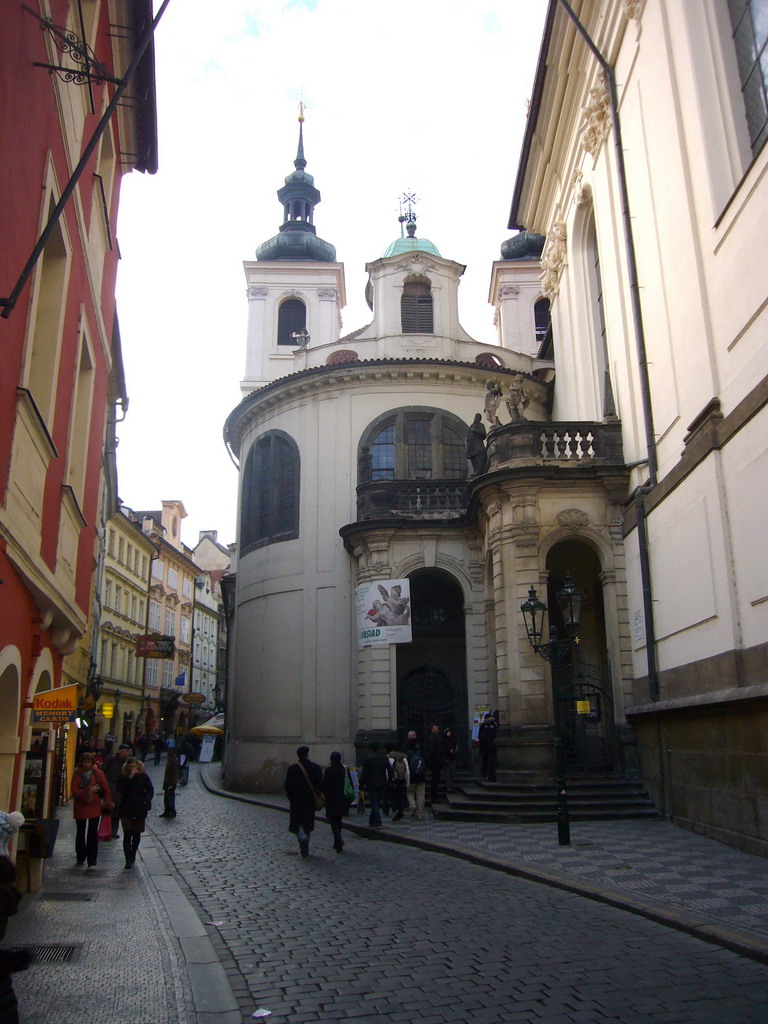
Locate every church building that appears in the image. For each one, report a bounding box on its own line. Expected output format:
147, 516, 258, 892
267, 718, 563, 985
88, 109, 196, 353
223, 114, 633, 799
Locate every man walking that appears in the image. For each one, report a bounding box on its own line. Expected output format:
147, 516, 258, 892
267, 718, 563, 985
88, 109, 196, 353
284, 746, 323, 857
359, 741, 391, 829
102, 743, 132, 838
407, 738, 428, 820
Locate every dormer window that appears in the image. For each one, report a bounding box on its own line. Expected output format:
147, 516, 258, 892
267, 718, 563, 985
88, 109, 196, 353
277, 298, 306, 345
401, 279, 433, 334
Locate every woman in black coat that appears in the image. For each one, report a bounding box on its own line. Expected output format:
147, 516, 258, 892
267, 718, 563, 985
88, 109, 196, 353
322, 751, 349, 853
116, 758, 154, 868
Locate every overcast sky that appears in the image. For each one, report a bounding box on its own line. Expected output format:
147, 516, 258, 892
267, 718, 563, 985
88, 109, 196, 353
114, 0, 549, 550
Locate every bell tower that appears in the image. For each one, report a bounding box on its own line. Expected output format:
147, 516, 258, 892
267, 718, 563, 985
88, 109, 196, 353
241, 108, 346, 394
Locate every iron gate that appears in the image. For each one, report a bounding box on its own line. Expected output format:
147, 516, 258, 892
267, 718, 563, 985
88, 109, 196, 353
555, 664, 616, 773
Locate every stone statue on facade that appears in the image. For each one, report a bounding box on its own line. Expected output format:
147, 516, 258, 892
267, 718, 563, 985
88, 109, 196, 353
466, 414, 487, 476
484, 380, 503, 426
506, 373, 530, 420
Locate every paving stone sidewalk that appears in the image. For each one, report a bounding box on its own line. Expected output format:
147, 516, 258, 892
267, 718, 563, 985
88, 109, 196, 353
201, 763, 768, 960
4, 766, 239, 1024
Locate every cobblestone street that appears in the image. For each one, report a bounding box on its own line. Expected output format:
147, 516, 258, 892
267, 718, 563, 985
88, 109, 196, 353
138, 768, 768, 1024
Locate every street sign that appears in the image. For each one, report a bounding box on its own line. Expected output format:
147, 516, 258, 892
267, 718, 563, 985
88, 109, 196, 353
136, 634, 175, 659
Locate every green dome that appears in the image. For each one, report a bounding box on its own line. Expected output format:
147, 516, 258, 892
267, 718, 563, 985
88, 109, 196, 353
382, 235, 442, 258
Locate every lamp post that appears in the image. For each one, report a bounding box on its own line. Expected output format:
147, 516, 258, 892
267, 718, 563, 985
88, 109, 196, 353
520, 571, 585, 846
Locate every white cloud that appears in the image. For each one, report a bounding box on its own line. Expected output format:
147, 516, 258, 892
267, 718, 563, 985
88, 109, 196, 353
115, 0, 548, 548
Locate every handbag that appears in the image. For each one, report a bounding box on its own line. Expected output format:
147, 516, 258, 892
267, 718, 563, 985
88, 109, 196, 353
97, 814, 113, 841
298, 762, 325, 810
343, 771, 355, 803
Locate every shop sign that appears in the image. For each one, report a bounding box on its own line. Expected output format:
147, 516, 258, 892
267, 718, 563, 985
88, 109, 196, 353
181, 693, 206, 705
32, 684, 79, 724
136, 634, 175, 658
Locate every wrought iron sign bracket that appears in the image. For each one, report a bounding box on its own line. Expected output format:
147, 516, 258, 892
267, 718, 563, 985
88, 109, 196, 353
23, 4, 120, 86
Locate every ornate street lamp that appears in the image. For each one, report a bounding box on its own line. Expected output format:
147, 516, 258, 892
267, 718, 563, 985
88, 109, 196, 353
521, 572, 585, 845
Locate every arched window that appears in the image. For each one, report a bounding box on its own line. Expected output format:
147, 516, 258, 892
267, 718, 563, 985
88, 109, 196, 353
534, 298, 551, 344
240, 431, 300, 551
586, 217, 616, 419
277, 298, 306, 346
401, 279, 433, 334
361, 409, 467, 482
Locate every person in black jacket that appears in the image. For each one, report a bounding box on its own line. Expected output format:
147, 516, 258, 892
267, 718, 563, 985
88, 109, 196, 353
284, 746, 323, 857
478, 713, 499, 781
322, 751, 350, 853
116, 758, 154, 868
359, 742, 391, 828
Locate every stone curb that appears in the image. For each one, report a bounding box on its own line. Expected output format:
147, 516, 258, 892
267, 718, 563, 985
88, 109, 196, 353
143, 826, 242, 1024
201, 764, 768, 967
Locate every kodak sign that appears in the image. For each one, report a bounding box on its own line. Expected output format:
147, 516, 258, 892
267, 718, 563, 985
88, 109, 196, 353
32, 684, 79, 724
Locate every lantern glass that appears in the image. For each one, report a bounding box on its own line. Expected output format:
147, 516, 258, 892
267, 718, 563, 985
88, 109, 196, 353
557, 572, 584, 634
520, 586, 547, 646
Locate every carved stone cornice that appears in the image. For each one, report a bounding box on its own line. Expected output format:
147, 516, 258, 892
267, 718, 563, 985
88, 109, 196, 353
539, 223, 567, 300
580, 81, 612, 157
247, 286, 268, 299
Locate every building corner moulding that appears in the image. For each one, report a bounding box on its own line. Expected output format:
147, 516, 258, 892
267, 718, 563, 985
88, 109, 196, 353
539, 222, 568, 300
580, 81, 612, 157
247, 286, 268, 299
623, 0, 643, 21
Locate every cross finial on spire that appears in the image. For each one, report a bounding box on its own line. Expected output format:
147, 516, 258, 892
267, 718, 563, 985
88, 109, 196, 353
398, 190, 418, 237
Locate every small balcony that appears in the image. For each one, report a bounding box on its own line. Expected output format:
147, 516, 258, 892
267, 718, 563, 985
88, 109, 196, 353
356, 479, 467, 521
353, 422, 626, 522
486, 420, 625, 470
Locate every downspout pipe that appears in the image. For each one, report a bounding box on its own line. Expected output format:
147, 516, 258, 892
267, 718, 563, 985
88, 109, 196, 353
555, 0, 660, 699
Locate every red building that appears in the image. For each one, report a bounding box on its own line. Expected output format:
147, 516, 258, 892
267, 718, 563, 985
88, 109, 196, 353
0, 1, 158, 836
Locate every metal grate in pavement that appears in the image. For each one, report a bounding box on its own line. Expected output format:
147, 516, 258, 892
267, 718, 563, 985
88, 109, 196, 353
4, 945, 81, 963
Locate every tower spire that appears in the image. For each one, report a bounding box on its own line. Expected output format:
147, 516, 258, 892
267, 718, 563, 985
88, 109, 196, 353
295, 101, 306, 170
254, 104, 336, 262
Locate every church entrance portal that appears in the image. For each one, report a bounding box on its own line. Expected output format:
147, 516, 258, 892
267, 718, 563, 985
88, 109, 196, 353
546, 540, 616, 773
396, 569, 468, 761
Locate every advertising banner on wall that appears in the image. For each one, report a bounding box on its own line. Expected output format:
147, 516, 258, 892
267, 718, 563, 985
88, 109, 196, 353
356, 579, 412, 648
32, 684, 79, 724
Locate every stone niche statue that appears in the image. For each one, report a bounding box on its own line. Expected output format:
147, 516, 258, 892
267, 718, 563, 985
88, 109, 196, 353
484, 380, 503, 426
466, 413, 487, 476
506, 373, 530, 421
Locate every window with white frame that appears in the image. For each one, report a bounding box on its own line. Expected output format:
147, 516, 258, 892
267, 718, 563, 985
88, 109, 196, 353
149, 600, 161, 632
164, 608, 176, 636
167, 565, 178, 590
152, 558, 163, 580
181, 615, 191, 644
182, 576, 193, 599
146, 660, 159, 687
162, 660, 174, 688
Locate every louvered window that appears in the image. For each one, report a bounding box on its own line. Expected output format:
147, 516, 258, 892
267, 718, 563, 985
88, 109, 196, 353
401, 281, 433, 333
241, 431, 300, 551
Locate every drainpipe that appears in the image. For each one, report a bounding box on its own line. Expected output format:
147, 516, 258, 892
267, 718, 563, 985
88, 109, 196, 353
556, 0, 659, 700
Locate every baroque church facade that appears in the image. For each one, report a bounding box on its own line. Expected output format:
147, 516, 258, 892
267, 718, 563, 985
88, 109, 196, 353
225, 0, 768, 859
223, 116, 634, 801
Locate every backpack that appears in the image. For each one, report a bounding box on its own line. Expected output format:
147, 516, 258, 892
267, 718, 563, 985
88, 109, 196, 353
409, 751, 426, 782
391, 755, 407, 783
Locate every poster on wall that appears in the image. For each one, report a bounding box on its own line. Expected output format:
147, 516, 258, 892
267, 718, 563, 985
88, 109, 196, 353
356, 579, 412, 648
